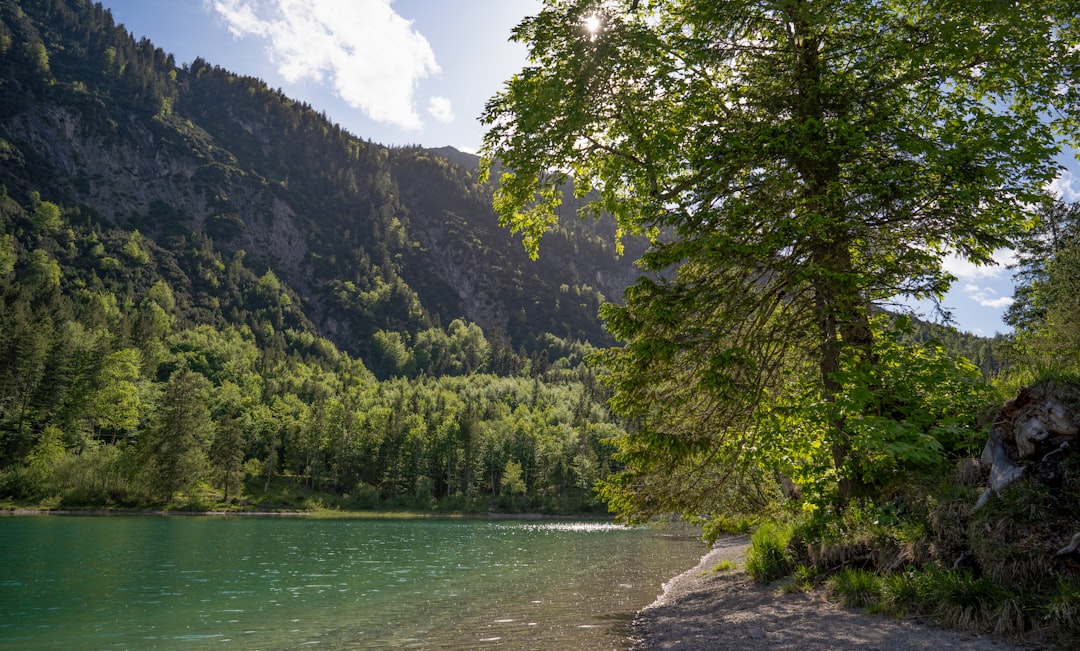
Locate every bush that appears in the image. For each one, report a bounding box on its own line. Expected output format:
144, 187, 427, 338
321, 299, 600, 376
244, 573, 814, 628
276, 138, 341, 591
701, 513, 756, 542
826, 567, 883, 610
745, 521, 795, 583
347, 482, 380, 510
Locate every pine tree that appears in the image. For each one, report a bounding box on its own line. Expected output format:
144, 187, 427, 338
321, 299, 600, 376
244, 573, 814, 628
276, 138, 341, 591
140, 366, 214, 502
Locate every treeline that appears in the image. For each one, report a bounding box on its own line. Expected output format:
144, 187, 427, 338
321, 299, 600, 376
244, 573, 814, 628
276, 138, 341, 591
905, 318, 1008, 379
0, 188, 621, 512
1005, 199, 1080, 371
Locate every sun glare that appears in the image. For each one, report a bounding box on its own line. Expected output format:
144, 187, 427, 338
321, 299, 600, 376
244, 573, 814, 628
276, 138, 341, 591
584, 14, 603, 34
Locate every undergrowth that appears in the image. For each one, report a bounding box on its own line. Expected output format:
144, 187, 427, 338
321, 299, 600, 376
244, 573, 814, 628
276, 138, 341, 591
745, 521, 796, 583
752, 481, 1078, 645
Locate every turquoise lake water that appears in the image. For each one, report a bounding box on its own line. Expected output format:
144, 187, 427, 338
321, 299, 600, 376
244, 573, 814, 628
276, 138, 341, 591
0, 515, 706, 650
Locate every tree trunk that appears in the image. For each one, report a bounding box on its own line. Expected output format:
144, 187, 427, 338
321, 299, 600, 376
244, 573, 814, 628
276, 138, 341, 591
813, 242, 875, 505
789, 3, 876, 505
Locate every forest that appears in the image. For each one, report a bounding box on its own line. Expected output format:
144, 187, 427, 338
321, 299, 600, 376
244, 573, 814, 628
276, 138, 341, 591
0, 0, 636, 513
0, 184, 626, 512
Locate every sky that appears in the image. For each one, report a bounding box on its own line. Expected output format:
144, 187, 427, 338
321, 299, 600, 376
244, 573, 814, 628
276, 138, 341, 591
99, 0, 1080, 337
102, 0, 540, 151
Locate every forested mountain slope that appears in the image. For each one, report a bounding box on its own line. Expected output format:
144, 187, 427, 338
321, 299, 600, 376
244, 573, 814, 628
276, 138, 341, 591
0, 0, 642, 369
0, 0, 644, 511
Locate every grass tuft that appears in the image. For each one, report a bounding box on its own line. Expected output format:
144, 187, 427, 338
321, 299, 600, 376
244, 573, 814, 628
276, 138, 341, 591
1044, 577, 1080, 630
745, 521, 795, 583
709, 559, 737, 573
879, 567, 934, 618
825, 567, 883, 610
930, 567, 1007, 631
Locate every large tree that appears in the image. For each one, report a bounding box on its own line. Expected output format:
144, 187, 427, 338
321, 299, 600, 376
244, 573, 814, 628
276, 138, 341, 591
140, 366, 214, 502
481, 0, 1079, 517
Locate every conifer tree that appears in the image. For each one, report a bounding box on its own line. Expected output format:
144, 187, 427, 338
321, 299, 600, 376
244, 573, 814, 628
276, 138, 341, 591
140, 366, 214, 502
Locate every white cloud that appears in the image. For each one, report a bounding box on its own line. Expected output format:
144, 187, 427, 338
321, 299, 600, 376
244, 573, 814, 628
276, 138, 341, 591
427, 96, 454, 124
213, 0, 267, 37
1049, 168, 1080, 202
940, 248, 1016, 281
962, 283, 1014, 309
979, 295, 1014, 309
211, 0, 440, 130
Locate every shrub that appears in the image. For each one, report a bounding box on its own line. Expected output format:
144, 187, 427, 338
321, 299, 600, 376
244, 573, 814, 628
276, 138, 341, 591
348, 482, 380, 510
745, 521, 795, 583
826, 567, 883, 610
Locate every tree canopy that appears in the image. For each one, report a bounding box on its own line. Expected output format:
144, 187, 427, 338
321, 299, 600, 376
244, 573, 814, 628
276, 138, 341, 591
1007, 198, 1080, 370
482, 0, 1080, 518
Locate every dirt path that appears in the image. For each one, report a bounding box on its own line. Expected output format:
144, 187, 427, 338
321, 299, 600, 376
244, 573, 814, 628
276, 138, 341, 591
631, 536, 1025, 651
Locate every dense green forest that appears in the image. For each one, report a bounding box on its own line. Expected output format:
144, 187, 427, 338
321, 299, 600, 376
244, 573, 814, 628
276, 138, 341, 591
0, 0, 646, 512
0, 185, 624, 511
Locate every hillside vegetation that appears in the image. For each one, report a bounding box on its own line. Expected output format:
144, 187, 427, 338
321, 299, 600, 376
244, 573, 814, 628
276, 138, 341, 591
0, 0, 645, 512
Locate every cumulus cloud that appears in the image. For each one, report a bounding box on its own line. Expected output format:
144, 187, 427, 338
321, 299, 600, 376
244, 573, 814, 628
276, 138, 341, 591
211, 0, 442, 130
940, 248, 1016, 281
427, 96, 454, 124
962, 283, 1014, 309
1049, 168, 1080, 202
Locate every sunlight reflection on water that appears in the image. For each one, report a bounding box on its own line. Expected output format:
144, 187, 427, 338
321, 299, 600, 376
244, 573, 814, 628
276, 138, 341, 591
510, 521, 638, 533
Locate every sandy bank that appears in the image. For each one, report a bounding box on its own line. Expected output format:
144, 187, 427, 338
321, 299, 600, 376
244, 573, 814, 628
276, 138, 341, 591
631, 535, 1024, 650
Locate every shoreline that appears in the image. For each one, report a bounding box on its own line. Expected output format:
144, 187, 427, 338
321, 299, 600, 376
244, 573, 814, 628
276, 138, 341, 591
630, 535, 1025, 651
1, 508, 309, 516
0, 506, 615, 520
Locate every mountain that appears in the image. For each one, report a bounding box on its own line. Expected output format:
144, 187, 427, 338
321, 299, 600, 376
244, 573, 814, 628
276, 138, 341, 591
0, 0, 644, 373
0, 0, 1010, 515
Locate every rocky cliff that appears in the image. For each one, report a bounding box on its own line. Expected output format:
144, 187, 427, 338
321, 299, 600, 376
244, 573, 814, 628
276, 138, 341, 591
0, 0, 643, 362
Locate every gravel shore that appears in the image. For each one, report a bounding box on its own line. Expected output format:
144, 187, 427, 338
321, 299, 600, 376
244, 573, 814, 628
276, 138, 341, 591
630, 536, 1024, 651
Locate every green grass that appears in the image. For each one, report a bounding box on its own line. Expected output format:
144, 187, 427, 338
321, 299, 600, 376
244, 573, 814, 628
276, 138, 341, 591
745, 521, 795, 583
826, 567, 883, 610
823, 564, 1044, 641
879, 567, 934, 618
790, 564, 819, 592
930, 567, 1008, 631
708, 559, 738, 573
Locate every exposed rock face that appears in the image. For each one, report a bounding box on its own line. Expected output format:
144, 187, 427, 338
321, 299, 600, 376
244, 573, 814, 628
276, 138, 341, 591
7, 101, 316, 295
971, 380, 1080, 585
10, 106, 206, 219
407, 206, 509, 332
977, 382, 1080, 512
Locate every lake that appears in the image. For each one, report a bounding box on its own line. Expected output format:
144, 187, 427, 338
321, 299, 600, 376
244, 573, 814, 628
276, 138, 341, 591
0, 515, 706, 650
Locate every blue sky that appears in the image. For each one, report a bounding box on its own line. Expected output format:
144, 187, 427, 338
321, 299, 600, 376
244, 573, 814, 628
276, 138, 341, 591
103, 0, 540, 150
99, 0, 1079, 336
